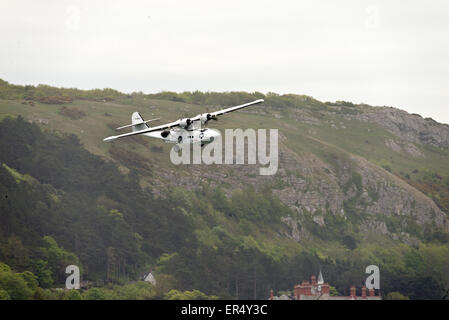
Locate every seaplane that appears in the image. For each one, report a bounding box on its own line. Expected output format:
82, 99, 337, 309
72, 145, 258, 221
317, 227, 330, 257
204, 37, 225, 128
103, 99, 264, 151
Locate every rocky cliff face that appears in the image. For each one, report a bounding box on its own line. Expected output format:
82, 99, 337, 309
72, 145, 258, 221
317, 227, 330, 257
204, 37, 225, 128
351, 107, 449, 148
10, 88, 448, 246
274, 142, 448, 242
148, 116, 449, 245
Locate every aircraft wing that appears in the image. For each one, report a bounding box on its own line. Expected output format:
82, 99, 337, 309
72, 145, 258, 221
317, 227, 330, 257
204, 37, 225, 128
103, 120, 180, 142
208, 99, 264, 118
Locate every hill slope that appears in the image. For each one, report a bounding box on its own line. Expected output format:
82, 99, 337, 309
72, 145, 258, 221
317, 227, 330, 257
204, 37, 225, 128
0, 79, 448, 299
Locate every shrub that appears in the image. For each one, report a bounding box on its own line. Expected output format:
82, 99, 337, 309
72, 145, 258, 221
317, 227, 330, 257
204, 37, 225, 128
59, 106, 86, 120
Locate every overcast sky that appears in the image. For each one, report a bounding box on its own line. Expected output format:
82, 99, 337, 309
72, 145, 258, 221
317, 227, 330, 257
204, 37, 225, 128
1, 0, 448, 123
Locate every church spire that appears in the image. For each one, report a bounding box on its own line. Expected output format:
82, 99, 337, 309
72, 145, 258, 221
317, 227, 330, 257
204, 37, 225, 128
317, 269, 324, 285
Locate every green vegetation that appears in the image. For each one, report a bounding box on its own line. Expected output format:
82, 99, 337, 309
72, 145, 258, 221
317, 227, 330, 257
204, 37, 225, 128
0, 80, 449, 300
0, 79, 124, 102
0, 79, 329, 113
0, 117, 318, 299
384, 292, 410, 300
165, 289, 218, 300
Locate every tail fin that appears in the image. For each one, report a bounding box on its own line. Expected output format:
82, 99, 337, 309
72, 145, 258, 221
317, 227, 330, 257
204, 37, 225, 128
131, 112, 150, 132
115, 114, 160, 132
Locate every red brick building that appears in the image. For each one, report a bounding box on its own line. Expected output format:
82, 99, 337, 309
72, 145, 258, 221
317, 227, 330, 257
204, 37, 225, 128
270, 271, 381, 300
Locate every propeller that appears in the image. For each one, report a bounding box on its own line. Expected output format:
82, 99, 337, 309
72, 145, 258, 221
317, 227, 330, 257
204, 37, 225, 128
206, 107, 218, 122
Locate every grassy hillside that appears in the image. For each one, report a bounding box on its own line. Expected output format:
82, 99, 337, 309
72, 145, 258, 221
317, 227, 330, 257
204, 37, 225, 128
0, 79, 448, 300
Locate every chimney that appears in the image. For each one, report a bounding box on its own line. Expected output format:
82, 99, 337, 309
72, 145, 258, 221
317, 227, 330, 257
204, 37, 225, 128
350, 286, 356, 298
362, 286, 367, 298
369, 288, 375, 297
311, 275, 317, 285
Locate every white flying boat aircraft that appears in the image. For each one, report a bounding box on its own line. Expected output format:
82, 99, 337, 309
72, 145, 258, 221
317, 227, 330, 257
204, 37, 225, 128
103, 99, 264, 151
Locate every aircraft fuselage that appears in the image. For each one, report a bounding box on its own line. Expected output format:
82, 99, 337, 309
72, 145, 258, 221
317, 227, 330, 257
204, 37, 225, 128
143, 127, 221, 146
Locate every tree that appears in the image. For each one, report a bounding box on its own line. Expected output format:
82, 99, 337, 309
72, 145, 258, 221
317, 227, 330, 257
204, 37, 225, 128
385, 292, 410, 300
65, 290, 82, 300
0, 269, 33, 300
164, 289, 217, 300
1, 236, 29, 271
0, 289, 10, 300
153, 274, 177, 299
114, 282, 155, 300
20, 271, 39, 291
329, 286, 339, 297
33, 287, 47, 300
0, 262, 11, 273
82, 288, 107, 300
40, 236, 80, 284
31, 259, 53, 288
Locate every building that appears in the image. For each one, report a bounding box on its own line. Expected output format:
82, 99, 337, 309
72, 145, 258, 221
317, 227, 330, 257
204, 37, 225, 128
143, 271, 156, 285
270, 271, 381, 300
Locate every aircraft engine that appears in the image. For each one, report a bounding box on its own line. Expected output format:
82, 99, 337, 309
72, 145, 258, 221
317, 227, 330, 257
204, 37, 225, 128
160, 130, 170, 138
200, 113, 212, 125
179, 118, 193, 128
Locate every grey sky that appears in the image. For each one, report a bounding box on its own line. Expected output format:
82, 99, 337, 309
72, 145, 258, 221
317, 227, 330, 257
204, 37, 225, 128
1, 0, 449, 124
